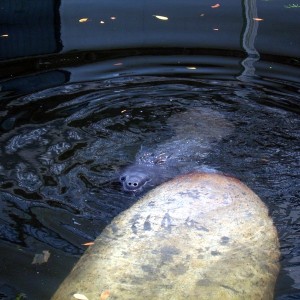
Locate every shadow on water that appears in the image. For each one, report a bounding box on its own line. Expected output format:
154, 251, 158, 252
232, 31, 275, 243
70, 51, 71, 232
0, 0, 299, 299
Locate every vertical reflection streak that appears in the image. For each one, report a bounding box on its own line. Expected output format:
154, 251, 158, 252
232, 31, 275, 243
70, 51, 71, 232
238, 0, 260, 80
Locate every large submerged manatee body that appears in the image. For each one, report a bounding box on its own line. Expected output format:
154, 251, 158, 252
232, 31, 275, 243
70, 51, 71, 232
52, 173, 280, 300
120, 108, 233, 192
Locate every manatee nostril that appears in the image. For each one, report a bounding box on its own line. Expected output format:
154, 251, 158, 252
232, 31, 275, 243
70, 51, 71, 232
133, 182, 138, 186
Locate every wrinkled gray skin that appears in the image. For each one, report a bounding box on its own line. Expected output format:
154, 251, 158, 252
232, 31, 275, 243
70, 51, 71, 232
120, 165, 165, 192
119, 149, 180, 193
119, 108, 233, 193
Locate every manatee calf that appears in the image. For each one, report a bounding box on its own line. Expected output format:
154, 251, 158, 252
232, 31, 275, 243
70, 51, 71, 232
52, 173, 280, 300
120, 108, 233, 192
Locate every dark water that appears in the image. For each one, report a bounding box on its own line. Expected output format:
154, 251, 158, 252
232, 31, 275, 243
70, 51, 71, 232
0, 1, 300, 299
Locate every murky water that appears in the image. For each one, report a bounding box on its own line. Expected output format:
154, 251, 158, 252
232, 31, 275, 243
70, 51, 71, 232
1, 68, 299, 298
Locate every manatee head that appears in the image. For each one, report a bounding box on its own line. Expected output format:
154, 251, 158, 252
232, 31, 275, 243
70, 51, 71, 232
119, 165, 162, 192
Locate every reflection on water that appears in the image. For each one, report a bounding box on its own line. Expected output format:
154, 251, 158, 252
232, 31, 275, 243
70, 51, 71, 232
0, 73, 299, 298
1, 0, 300, 60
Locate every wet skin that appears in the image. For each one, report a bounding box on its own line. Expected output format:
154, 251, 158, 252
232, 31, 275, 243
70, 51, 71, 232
118, 108, 232, 193
119, 165, 164, 192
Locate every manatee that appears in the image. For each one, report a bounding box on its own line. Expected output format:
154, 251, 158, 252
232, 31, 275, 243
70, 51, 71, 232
52, 173, 280, 300
119, 108, 233, 193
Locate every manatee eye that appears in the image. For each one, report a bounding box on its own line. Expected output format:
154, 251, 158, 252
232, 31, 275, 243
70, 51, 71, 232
120, 176, 126, 181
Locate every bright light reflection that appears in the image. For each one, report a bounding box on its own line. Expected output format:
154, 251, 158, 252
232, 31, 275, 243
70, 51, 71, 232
1, 34, 9, 37
187, 67, 197, 70
79, 18, 88, 23
153, 15, 168, 21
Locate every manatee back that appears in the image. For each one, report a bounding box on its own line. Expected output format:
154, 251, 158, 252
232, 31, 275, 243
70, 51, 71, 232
52, 173, 279, 300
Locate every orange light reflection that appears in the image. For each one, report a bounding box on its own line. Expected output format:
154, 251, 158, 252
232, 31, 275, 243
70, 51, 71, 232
79, 18, 88, 23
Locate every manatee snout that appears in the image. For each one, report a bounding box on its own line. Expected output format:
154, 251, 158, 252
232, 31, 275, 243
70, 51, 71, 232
119, 166, 153, 192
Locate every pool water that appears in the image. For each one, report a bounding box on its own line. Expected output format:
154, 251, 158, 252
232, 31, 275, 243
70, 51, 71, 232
0, 1, 299, 299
